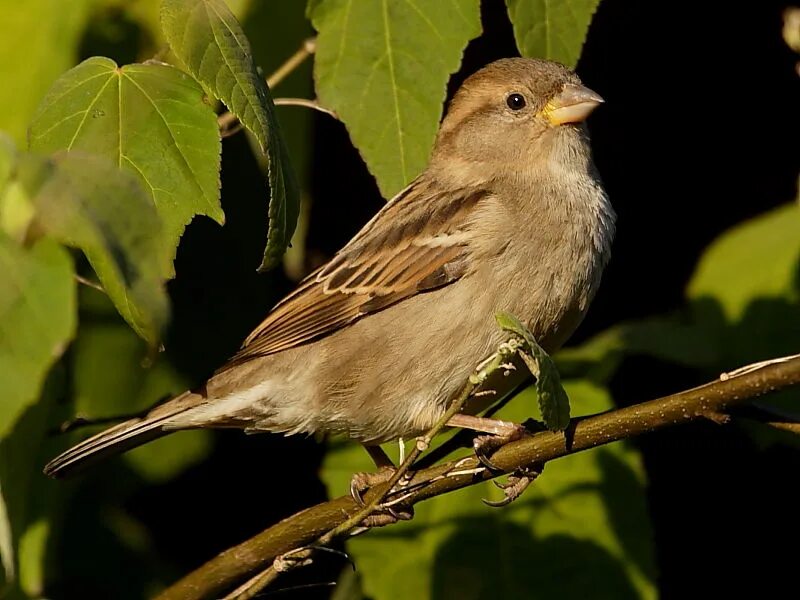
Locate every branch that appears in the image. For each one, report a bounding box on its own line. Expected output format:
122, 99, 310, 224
273, 98, 337, 119
155, 354, 800, 600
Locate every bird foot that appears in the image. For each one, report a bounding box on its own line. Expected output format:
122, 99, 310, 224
471, 417, 544, 471
483, 463, 544, 507
273, 548, 314, 572
472, 425, 527, 471
349, 466, 396, 504
349, 467, 414, 527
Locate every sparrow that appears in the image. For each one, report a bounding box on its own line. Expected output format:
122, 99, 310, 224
44, 58, 615, 478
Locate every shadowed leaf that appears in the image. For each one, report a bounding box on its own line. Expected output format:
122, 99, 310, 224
70, 322, 210, 482
161, 0, 299, 270
29, 152, 170, 345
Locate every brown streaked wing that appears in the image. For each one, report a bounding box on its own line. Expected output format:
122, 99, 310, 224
220, 179, 489, 368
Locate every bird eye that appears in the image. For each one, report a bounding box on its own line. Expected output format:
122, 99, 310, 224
506, 93, 526, 110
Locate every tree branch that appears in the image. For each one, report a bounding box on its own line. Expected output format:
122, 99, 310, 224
156, 354, 800, 600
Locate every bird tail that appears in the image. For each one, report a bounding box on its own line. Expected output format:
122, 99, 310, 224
43, 391, 203, 479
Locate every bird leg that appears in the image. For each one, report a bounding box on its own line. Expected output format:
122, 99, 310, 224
447, 414, 545, 506
446, 414, 533, 471
364, 444, 395, 469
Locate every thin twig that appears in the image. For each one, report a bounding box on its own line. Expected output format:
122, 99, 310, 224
273, 98, 338, 119
155, 353, 800, 600
75, 274, 105, 293
218, 37, 318, 132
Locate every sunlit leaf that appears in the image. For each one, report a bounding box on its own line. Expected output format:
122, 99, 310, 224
0, 236, 75, 440
29, 56, 223, 265
161, 0, 299, 271
321, 381, 656, 600
687, 204, 800, 321
505, 0, 600, 67
309, 0, 481, 197
0, 0, 91, 144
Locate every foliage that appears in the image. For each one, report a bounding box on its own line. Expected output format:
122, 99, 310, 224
0, 0, 796, 598
322, 381, 656, 600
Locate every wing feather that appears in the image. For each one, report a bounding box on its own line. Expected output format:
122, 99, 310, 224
223, 179, 489, 368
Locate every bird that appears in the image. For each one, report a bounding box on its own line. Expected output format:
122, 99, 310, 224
44, 57, 615, 479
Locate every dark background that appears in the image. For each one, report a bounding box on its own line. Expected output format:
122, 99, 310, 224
54, 0, 800, 598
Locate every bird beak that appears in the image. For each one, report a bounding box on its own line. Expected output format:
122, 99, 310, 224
541, 83, 604, 125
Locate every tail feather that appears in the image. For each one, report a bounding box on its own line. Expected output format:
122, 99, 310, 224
43, 391, 202, 478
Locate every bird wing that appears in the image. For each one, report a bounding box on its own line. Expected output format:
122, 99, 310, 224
222, 178, 489, 368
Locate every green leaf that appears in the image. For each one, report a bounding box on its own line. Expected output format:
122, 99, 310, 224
242, 1, 315, 277
687, 204, 800, 321
555, 317, 720, 381
93, 0, 253, 50
496, 311, 570, 430
0, 0, 92, 144
28, 56, 223, 265
70, 322, 211, 481
505, 0, 600, 67
161, 0, 300, 271
0, 135, 36, 242
321, 381, 656, 600
0, 332, 68, 596
30, 152, 170, 345
0, 236, 76, 440
309, 0, 482, 198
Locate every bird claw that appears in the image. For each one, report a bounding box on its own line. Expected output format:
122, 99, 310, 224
349, 466, 396, 506
472, 423, 530, 471
359, 506, 414, 528
273, 548, 314, 572
483, 464, 543, 507
349, 467, 414, 527
274, 545, 353, 572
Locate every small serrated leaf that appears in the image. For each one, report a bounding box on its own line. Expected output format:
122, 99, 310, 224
496, 311, 570, 431
161, 0, 299, 271
494, 311, 534, 346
